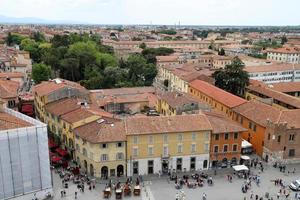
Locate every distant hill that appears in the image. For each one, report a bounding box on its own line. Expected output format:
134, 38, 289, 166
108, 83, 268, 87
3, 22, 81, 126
0, 15, 84, 24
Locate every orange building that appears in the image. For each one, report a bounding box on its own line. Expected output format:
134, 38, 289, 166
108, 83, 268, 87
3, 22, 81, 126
232, 101, 281, 156
205, 112, 247, 167
188, 80, 247, 117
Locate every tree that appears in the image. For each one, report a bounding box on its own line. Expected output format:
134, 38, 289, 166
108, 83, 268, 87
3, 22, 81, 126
20, 38, 41, 62
127, 54, 157, 86
212, 57, 249, 96
281, 36, 288, 45
158, 29, 177, 35
31, 31, 46, 42
32, 63, 53, 84
218, 48, 225, 56
60, 58, 80, 81
6, 32, 26, 46
139, 42, 146, 49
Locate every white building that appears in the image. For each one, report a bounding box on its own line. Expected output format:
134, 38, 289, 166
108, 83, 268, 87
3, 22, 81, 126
267, 47, 300, 64
0, 102, 52, 199
245, 63, 300, 84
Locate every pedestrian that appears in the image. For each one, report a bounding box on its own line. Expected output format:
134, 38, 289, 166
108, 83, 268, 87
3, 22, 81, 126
60, 190, 64, 198
256, 194, 259, 200
250, 191, 254, 199
277, 192, 280, 199
295, 192, 298, 199
63, 190, 66, 197
202, 192, 207, 200
75, 191, 77, 199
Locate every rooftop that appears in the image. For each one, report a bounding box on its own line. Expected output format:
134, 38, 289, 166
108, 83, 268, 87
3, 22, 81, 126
0, 111, 32, 131
267, 82, 300, 93
245, 63, 300, 73
189, 80, 247, 108
125, 114, 212, 135
0, 80, 19, 99
159, 92, 199, 108
33, 78, 87, 96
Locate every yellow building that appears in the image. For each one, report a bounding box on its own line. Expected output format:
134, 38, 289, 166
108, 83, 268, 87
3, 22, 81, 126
33, 78, 89, 122
188, 80, 247, 117
125, 114, 212, 176
44, 98, 112, 159
74, 119, 126, 178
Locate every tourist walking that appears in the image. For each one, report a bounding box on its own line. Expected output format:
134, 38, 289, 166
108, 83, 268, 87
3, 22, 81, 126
202, 192, 207, 200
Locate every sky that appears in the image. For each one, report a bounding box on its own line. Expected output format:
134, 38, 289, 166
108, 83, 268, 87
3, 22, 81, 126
0, 0, 299, 25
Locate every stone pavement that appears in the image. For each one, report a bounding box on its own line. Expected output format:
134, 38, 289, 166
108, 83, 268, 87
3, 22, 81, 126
51, 163, 300, 200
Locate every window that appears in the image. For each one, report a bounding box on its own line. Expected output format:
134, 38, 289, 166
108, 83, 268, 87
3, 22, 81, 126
116, 152, 124, 160
89, 152, 94, 160
289, 134, 295, 141
102, 143, 107, 149
177, 144, 183, 153
133, 147, 138, 157
133, 136, 138, 144
240, 117, 243, 124
178, 134, 183, 141
176, 158, 182, 171
101, 154, 108, 161
288, 149, 295, 157
268, 134, 271, 140
253, 124, 257, 132
133, 161, 139, 175
148, 135, 154, 144
83, 148, 87, 156
192, 133, 196, 140
191, 144, 196, 153
163, 146, 169, 157
215, 134, 219, 140
214, 145, 219, 153
163, 134, 168, 143
248, 122, 252, 129
148, 160, 154, 174
7, 100, 15, 108
223, 145, 228, 152
234, 132, 238, 139
232, 144, 238, 152
76, 144, 80, 151
117, 142, 123, 147
224, 133, 229, 140
204, 143, 209, 153
277, 135, 281, 143
190, 157, 196, 171
148, 146, 154, 155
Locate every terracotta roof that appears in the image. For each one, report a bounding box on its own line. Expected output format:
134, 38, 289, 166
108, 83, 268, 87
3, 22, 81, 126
204, 111, 247, 133
125, 114, 212, 135
267, 47, 300, 54
245, 63, 300, 73
45, 98, 82, 117
0, 112, 32, 131
0, 80, 19, 98
0, 72, 24, 79
278, 109, 300, 129
156, 55, 179, 62
247, 84, 300, 109
189, 80, 247, 108
61, 108, 96, 123
268, 82, 300, 93
33, 78, 87, 96
90, 87, 155, 97
233, 101, 281, 127
74, 119, 126, 143
159, 92, 199, 108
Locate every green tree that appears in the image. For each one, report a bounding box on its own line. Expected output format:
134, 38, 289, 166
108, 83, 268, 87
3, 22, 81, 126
139, 42, 146, 49
20, 38, 41, 62
212, 57, 249, 96
60, 58, 80, 81
31, 31, 46, 42
281, 36, 288, 45
6, 32, 26, 46
32, 63, 53, 84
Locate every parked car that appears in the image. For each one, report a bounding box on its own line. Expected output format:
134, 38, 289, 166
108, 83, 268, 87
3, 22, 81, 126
289, 180, 300, 191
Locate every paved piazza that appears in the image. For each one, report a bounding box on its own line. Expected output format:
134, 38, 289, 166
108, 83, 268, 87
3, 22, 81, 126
50, 162, 300, 200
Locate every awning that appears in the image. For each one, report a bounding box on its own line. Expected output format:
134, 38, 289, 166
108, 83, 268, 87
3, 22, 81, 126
232, 165, 249, 171
241, 155, 250, 160
51, 156, 62, 163
242, 140, 252, 148
48, 140, 58, 149
56, 148, 68, 157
